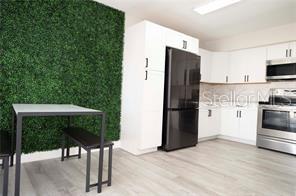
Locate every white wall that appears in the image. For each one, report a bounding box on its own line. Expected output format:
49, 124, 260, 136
125, 14, 143, 29
202, 22, 296, 51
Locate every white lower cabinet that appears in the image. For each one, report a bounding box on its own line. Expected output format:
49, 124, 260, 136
198, 107, 220, 139
220, 106, 258, 143
238, 107, 258, 141
220, 107, 240, 138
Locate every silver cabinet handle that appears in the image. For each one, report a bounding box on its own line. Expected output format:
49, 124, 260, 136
247, 75, 249, 82
237, 110, 239, 118
244, 75, 246, 82
239, 111, 242, 118
226, 76, 228, 83
183, 40, 187, 49
208, 109, 212, 117
290, 49, 292, 57
145, 58, 148, 68
286, 49, 288, 57
145, 71, 148, 80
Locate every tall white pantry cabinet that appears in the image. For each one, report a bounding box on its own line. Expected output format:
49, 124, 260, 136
121, 21, 199, 155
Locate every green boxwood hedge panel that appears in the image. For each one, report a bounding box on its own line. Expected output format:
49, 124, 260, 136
0, 0, 124, 153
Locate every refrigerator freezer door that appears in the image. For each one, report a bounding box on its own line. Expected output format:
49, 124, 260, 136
163, 109, 198, 151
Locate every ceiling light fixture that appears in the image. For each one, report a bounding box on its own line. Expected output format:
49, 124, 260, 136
194, 0, 241, 15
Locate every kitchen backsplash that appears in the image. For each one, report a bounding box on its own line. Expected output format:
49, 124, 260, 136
200, 81, 296, 104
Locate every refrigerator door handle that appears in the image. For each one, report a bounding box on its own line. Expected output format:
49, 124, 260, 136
145, 70, 148, 80
167, 48, 173, 108
184, 69, 187, 85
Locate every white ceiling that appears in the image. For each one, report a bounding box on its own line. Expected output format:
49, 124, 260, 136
94, 0, 296, 42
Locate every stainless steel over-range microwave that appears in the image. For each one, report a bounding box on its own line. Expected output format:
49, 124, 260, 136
266, 58, 296, 80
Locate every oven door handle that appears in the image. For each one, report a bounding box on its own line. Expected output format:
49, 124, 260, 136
259, 105, 296, 112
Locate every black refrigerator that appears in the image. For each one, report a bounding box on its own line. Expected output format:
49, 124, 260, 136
161, 47, 201, 151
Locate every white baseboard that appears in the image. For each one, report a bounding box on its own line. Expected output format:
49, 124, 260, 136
198, 135, 218, 142
21, 141, 121, 163
218, 135, 256, 146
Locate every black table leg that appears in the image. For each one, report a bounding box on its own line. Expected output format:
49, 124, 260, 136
3, 156, 9, 196
97, 113, 105, 193
15, 115, 22, 196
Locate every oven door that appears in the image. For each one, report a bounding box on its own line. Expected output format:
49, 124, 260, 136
258, 105, 296, 141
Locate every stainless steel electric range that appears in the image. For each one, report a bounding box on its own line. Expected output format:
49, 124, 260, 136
257, 88, 296, 155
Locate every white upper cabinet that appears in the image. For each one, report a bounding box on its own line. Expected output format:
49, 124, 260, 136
267, 42, 292, 60
290, 41, 296, 57
211, 52, 230, 83
199, 49, 212, 82
244, 47, 267, 83
229, 47, 266, 83
145, 22, 166, 72
229, 50, 246, 83
165, 28, 199, 54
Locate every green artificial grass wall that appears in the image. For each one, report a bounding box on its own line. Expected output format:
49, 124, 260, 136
0, 0, 124, 153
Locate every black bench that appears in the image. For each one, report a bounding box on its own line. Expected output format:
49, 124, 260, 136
0, 131, 15, 196
61, 127, 113, 192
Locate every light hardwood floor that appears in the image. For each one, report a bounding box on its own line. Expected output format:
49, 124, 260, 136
2, 139, 296, 196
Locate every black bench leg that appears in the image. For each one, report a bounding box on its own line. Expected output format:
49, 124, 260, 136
61, 134, 65, 162
10, 154, 14, 167
66, 136, 70, 158
108, 145, 113, 186
86, 149, 91, 192
3, 156, 9, 196
78, 146, 81, 159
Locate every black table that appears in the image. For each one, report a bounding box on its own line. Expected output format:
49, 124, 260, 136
12, 104, 106, 196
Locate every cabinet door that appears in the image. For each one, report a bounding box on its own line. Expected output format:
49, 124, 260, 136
145, 22, 166, 72
165, 29, 199, 54
210, 108, 221, 136
289, 41, 296, 57
199, 49, 212, 83
239, 108, 258, 142
198, 108, 221, 139
229, 50, 246, 83
198, 109, 210, 138
245, 47, 267, 83
140, 110, 163, 149
165, 29, 185, 50
267, 43, 290, 60
185, 36, 199, 54
142, 70, 165, 111
211, 52, 229, 83
140, 70, 165, 149
220, 107, 239, 138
